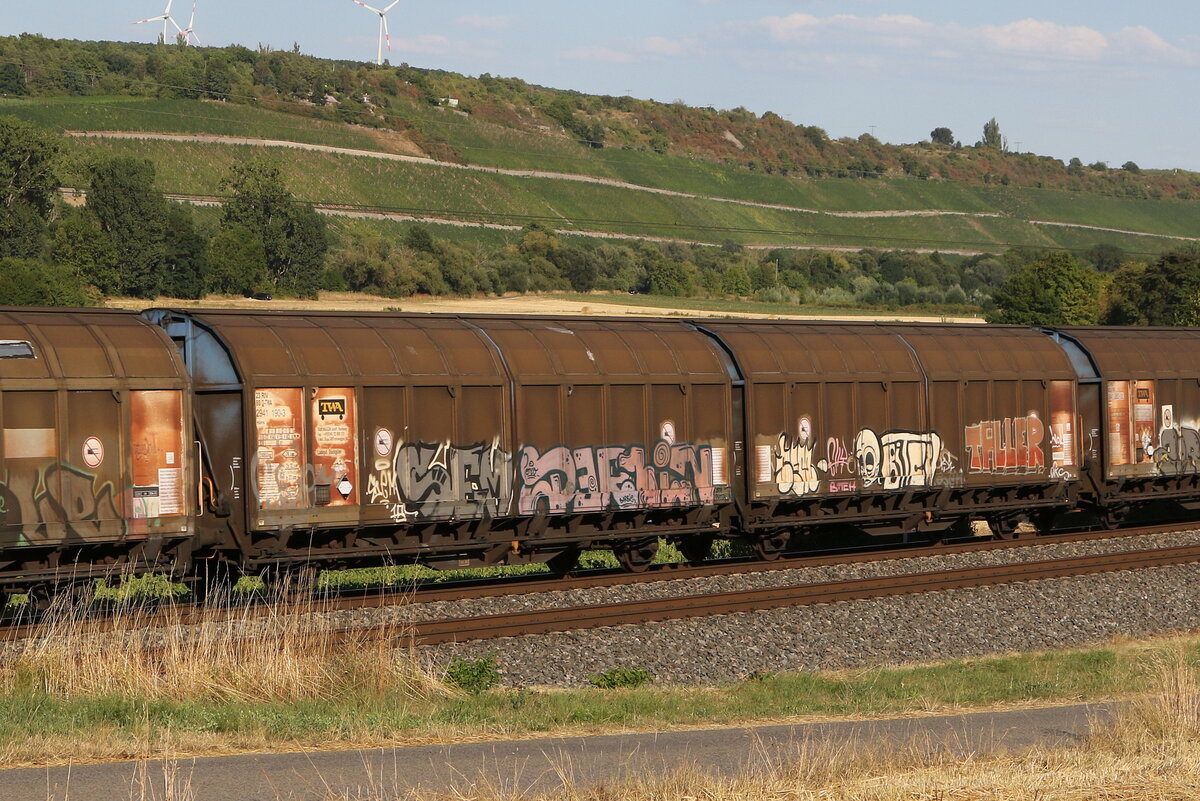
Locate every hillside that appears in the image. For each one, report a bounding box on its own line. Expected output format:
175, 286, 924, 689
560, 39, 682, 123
2, 35, 1199, 324
3, 35, 1198, 201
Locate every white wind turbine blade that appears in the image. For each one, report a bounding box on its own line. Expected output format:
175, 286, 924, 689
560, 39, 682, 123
183, 0, 202, 46
352, 0, 384, 15
382, 14, 391, 52
132, 14, 168, 25
382, 0, 401, 13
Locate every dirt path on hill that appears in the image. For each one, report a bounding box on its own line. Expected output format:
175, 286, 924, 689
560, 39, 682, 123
68, 131, 1200, 246
59, 187, 991, 256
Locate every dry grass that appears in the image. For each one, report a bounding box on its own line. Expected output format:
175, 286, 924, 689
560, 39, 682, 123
4, 590, 439, 705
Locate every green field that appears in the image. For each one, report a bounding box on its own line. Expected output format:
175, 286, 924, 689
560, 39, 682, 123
0, 96, 384, 150
64, 136, 1195, 254
6, 95, 1198, 254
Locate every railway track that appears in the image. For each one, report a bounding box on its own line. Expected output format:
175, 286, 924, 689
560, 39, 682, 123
4, 522, 1198, 645
403, 539, 1200, 646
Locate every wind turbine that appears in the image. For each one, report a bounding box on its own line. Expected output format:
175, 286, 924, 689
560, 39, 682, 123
179, 0, 202, 46
351, 0, 401, 66
133, 0, 184, 43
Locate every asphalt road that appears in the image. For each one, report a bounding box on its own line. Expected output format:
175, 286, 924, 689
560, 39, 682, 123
2, 703, 1111, 801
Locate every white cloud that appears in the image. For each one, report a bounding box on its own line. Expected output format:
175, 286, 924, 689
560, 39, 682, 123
742, 13, 1197, 69
1111, 25, 1199, 65
759, 13, 822, 43
639, 36, 684, 56
454, 15, 512, 30
971, 19, 1108, 60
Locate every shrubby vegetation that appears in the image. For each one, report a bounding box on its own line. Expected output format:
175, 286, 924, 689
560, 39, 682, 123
3, 34, 1199, 199
4, 114, 1193, 322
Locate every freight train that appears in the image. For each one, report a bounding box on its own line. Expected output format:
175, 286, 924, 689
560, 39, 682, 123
0, 307, 1196, 600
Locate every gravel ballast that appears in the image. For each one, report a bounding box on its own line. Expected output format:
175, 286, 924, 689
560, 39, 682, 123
409, 530, 1200, 687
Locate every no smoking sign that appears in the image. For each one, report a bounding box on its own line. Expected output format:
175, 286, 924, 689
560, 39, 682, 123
82, 437, 104, 468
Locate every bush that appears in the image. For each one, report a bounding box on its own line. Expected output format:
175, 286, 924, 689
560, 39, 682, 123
444, 652, 501, 694
0, 257, 94, 307
589, 667, 654, 689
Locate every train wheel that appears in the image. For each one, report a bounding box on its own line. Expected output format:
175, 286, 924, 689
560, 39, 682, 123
189, 558, 242, 604
678, 535, 714, 564
546, 548, 581, 576
27, 579, 94, 615
752, 532, 790, 561
615, 539, 659, 573
280, 565, 320, 602
989, 516, 1021, 540
1030, 510, 1058, 534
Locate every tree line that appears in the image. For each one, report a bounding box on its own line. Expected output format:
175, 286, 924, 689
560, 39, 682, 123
2, 113, 1195, 325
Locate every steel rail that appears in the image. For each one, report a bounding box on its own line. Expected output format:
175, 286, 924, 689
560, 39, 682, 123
400, 542, 1200, 646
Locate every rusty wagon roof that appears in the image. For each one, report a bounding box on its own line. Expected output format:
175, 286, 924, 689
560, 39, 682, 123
468, 317, 729, 382
696, 321, 1077, 382
166, 311, 728, 384
696, 321, 924, 381
883, 324, 1078, 381
1058, 327, 1200, 379
175, 311, 505, 381
0, 308, 185, 387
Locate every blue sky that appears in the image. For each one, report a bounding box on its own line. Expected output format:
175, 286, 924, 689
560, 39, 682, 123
6, 1, 1200, 169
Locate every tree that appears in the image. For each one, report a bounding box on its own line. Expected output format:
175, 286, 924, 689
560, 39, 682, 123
986, 252, 1100, 325
160, 203, 205, 298
402, 223, 435, 254
204, 225, 267, 294
553, 246, 599, 292
1084, 243, 1126, 273
1101, 263, 1149, 326
1122, 161, 1141, 174
1102, 247, 1200, 326
49, 208, 121, 294
0, 257, 91, 307
0, 116, 62, 258
220, 157, 329, 298
930, 127, 954, 146
722, 264, 751, 296
980, 117, 1005, 150
642, 250, 690, 296
87, 156, 170, 297
0, 63, 28, 96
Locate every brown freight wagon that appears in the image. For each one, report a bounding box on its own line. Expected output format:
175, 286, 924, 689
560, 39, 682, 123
0, 309, 192, 599
1059, 327, 1200, 525
145, 310, 737, 575
698, 320, 1082, 545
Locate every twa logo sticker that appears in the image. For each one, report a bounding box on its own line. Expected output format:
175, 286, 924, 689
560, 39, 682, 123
82, 437, 104, 468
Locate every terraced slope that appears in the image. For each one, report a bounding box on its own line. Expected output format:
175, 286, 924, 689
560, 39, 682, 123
7, 96, 1199, 254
